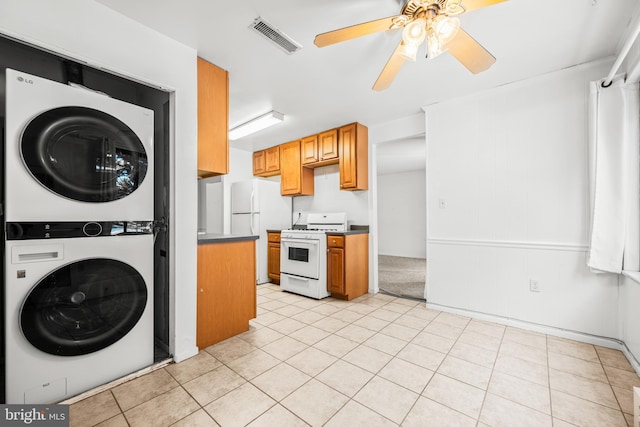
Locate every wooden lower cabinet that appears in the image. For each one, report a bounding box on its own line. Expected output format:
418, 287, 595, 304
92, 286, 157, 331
267, 231, 281, 284
197, 239, 256, 349
326, 233, 368, 300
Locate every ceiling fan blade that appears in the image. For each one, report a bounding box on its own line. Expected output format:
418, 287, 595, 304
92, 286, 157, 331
314, 16, 399, 47
461, 0, 508, 14
372, 42, 407, 91
447, 28, 495, 74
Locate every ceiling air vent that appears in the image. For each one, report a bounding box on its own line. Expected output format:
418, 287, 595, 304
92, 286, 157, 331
249, 17, 302, 55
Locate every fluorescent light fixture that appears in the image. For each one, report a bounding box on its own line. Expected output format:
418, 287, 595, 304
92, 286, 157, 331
229, 110, 284, 140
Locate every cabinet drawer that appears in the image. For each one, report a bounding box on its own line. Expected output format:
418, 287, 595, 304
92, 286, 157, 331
268, 232, 281, 243
327, 235, 344, 248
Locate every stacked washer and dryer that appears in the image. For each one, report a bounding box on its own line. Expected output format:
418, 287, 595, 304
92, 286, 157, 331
4, 69, 155, 404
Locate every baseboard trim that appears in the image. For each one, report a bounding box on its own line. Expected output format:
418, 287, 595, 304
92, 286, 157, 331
426, 302, 640, 376
59, 358, 172, 405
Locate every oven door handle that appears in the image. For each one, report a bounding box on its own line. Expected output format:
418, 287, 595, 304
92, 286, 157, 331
281, 238, 320, 247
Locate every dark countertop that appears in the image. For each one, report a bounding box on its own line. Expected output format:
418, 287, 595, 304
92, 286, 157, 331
327, 229, 369, 236
266, 229, 283, 233
197, 233, 259, 244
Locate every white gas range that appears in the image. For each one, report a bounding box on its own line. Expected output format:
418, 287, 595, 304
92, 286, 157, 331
280, 212, 347, 299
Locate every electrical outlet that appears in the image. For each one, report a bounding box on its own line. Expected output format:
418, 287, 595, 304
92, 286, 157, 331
529, 279, 540, 292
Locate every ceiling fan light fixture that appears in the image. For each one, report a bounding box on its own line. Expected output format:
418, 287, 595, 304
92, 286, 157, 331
398, 18, 427, 61
397, 41, 420, 61
434, 16, 460, 45
402, 18, 427, 45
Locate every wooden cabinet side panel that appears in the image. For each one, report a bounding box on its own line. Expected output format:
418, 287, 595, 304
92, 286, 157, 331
344, 234, 369, 300
355, 123, 368, 190
197, 57, 229, 176
197, 241, 256, 349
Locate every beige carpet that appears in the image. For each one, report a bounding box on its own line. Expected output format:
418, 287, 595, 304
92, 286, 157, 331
378, 255, 426, 301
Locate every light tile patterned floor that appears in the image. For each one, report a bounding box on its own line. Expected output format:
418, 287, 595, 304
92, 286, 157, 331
70, 284, 640, 426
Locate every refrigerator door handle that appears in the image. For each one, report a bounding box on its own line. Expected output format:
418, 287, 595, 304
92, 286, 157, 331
250, 213, 256, 235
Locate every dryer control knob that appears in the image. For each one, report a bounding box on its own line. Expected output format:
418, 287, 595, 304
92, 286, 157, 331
83, 222, 103, 237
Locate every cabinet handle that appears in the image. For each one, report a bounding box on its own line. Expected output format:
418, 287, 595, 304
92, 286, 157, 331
200, 288, 204, 293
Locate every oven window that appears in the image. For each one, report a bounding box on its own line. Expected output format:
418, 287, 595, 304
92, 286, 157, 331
288, 247, 309, 262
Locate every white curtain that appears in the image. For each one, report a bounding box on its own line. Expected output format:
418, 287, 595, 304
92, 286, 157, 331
588, 77, 640, 273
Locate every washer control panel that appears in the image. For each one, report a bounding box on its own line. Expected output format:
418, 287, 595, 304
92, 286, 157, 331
6, 221, 154, 240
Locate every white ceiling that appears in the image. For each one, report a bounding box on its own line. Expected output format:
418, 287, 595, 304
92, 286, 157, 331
98, 0, 639, 154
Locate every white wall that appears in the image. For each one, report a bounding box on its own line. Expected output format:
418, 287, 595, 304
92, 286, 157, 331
377, 170, 426, 258
293, 165, 369, 227
0, 0, 199, 361
620, 276, 640, 370
425, 60, 621, 338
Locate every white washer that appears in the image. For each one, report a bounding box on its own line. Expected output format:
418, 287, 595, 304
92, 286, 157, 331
5, 232, 153, 404
5, 68, 154, 222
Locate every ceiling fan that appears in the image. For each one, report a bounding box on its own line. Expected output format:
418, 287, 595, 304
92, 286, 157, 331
314, 0, 507, 91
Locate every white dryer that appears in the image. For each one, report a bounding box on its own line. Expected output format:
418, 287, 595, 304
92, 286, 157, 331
5, 68, 154, 222
4, 222, 153, 404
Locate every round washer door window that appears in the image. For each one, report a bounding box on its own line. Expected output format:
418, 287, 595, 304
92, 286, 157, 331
21, 106, 148, 202
20, 258, 148, 356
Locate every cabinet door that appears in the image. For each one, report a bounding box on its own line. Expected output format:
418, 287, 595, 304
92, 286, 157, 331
318, 129, 338, 161
301, 135, 318, 165
339, 123, 368, 190
265, 146, 280, 173
253, 150, 266, 176
339, 124, 357, 189
280, 140, 301, 195
280, 141, 313, 196
267, 242, 281, 283
197, 57, 229, 178
327, 247, 345, 294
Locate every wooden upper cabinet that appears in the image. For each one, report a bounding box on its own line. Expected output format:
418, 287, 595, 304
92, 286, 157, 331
302, 129, 339, 167
280, 140, 314, 196
265, 146, 280, 173
339, 123, 368, 190
253, 150, 266, 175
197, 57, 229, 178
301, 135, 318, 165
253, 146, 280, 177
318, 129, 339, 162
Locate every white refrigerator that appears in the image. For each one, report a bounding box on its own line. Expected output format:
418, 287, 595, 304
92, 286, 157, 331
231, 179, 292, 284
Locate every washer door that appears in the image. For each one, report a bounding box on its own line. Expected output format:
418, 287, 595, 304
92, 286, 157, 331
20, 258, 148, 356
21, 106, 148, 202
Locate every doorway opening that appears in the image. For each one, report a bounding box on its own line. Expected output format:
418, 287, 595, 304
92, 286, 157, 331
376, 136, 427, 301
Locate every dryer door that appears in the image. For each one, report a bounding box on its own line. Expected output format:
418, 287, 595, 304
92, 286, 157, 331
20, 258, 148, 356
21, 106, 148, 203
